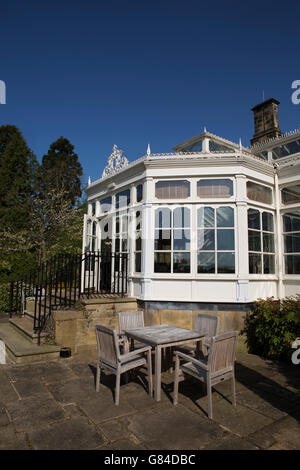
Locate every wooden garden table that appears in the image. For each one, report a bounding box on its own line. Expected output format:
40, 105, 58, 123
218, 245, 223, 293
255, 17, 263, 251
124, 324, 205, 402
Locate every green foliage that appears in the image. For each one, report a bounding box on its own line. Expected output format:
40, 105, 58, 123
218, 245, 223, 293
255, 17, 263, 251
0, 251, 37, 283
0, 129, 85, 280
244, 297, 300, 360
0, 125, 38, 230
0, 283, 10, 313
38, 136, 83, 207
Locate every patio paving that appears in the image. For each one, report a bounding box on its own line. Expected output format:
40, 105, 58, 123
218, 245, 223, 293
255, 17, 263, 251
0, 349, 299, 450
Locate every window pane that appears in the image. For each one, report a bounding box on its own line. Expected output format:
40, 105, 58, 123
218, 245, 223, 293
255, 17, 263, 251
249, 253, 262, 274
92, 222, 97, 236
173, 253, 190, 273
181, 139, 203, 152
115, 238, 120, 252
136, 184, 143, 202
155, 208, 171, 228
87, 220, 91, 235
136, 211, 141, 230
272, 139, 300, 160
197, 207, 215, 227
248, 208, 261, 230
155, 230, 171, 250
282, 184, 300, 205
135, 236, 141, 251
155, 180, 190, 199
209, 140, 235, 152
198, 229, 215, 250
154, 253, 171, 273
197, 252, 215, 273
284, 234, 300, 253
122, 216, 128, 233
263, 233, 275, 253
263, 255, 275, 274
248, 230, 261, 252
217, 229, 234, 250
247, 181, 273, 204
173, 229, 190, 250
135, 253, 141, 272
122, 238, 127, 252
173, 207, 190, 228
100, 196, 112, 213
285, 255, 300, 274
217, 207, 234, 227
116, 189, 130, 209
217, 252, 235, 273
283, 211, 300, 232
262, 212, 274, 232
197, 179, 233, 198
115, 217, 120, 234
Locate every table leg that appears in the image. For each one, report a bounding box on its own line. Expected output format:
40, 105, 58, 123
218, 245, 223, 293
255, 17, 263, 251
154, 345, 162, 402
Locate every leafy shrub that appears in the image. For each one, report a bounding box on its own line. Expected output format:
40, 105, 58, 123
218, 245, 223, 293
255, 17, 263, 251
244, 296, 300, 360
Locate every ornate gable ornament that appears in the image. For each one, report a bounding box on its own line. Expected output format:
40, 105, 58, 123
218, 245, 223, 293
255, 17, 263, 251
102, 145, 129, 178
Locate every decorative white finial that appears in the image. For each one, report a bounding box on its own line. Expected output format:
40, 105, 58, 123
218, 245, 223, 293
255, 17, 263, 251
147, 143, 151, 156
239, 138, 242, 150
102, 145, 129, 178
88, 176, 91, 186
204, 126, 207, 133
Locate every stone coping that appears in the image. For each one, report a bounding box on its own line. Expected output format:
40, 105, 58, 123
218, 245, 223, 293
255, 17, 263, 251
81, 297, 137, 306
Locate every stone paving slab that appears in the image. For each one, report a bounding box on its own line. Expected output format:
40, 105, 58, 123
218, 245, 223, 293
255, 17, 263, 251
5, 396, 66, 432
124, 404, 229, 450
27, 416, 105, 450
0, 350, 299, 450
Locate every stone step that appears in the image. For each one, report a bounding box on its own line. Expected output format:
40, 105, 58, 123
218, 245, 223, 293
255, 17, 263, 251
0, 322, 60, 364
9, 316, 47, 344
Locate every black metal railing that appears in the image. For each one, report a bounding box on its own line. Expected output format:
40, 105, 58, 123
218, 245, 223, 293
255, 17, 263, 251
9, 251, 128, 344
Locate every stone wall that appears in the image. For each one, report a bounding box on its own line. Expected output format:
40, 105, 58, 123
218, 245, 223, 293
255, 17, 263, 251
52, 297, 138, 353
143, 308, 246, 332
52, 298, 248, 354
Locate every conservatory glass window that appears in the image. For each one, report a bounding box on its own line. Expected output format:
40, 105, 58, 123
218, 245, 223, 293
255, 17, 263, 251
248, 209, 275, 274
197, 206, 235, 274
247, 181, 273, 205
100, 196, 112, 213
116, 189, 130, 209
283, 210, 300, 274
197, 179, 233, 198
136, 184, 143, 203
135, 211, 142, 272
282, 184, 300, 205
154, 207, 191, 273
155, 180, 190, 199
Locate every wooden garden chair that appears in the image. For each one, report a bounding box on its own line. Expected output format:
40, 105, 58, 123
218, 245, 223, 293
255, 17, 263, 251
176, 314, 219, 358
118, 310, 148, 352
173, 331, 238, 419
95, 324, 153, 405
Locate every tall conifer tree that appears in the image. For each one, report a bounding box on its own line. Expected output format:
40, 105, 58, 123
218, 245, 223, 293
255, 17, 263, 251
38, 137, 83, 206
0, 125, 38, 230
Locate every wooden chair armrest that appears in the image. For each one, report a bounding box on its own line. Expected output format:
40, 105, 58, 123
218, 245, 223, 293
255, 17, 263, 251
174, 350, 208, 370
119, 346, 152, 363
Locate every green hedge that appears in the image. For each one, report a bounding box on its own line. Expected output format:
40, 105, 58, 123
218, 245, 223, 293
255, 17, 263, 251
244, 296, 300, 361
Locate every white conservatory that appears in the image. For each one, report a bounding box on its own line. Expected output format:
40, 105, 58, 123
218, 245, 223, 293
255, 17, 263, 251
84, 98, 300, 312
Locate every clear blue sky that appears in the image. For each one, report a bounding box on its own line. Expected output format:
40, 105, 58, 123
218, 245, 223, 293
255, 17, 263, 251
1, 0, 300, 186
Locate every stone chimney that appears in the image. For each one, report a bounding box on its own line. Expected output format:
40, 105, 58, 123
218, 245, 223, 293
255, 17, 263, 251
250, 98, 282, 146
